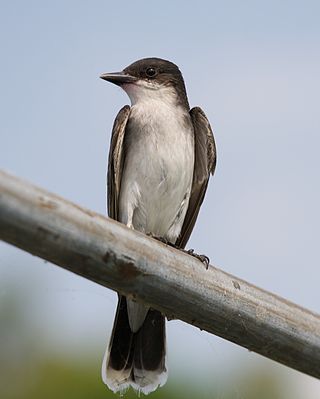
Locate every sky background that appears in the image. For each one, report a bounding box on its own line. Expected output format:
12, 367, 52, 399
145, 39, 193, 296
1, 1, 320, 398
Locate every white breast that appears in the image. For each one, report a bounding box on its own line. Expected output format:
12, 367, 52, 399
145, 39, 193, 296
118, 98, 194, 243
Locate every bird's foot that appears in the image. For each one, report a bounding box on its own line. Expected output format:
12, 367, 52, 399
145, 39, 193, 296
147, 234, 210, 269
166, 242, 210, 269
147, 234, 170, 245
185, 249, 210, 269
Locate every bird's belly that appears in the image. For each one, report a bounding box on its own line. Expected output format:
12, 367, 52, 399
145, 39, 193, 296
134, 156, 189, 237
119, 118, 194, 242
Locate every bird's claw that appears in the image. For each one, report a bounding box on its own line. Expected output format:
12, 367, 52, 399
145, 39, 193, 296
147, 233, 169, 245
147, 234, 210, 269
186, 249, 210, 269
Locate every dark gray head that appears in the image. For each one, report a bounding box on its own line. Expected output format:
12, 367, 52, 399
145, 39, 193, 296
100, 57, 189, 109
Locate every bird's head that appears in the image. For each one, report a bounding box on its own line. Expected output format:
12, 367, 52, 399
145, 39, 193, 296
100, 57, 189, 108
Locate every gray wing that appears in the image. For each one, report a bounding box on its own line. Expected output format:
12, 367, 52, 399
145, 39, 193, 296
176, 107, 217, 249
107, 105, 131, 220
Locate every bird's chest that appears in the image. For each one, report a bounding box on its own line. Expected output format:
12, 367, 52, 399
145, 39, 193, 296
119, 102, 194, 238
124, 102, 194, 189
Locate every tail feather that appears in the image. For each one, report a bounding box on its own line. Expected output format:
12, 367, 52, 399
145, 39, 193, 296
102, 296, 134, 392
102, 296, 167, 394
132, 309, 167, 394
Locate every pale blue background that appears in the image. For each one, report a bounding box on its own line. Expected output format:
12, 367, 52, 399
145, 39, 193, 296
1, 1, 320, 397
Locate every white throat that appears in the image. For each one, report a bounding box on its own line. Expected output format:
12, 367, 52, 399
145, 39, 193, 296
122, 80, 178, 107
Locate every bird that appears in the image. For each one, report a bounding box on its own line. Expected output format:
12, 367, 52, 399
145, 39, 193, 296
100, 57, 216, 395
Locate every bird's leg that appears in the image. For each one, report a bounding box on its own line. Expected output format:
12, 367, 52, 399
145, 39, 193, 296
183, 249, 210, 270
147, 233, 169, 245
147, 234, 210, 269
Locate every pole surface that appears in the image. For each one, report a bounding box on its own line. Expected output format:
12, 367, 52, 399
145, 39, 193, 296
0, 169, 320, 379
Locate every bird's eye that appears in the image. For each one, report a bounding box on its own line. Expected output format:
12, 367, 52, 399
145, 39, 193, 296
145, 67, 157, 78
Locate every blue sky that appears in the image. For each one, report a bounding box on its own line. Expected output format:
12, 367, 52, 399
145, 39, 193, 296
1, 1, 320, 397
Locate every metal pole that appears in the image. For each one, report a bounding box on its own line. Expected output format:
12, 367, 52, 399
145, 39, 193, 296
0, 169, 320, 379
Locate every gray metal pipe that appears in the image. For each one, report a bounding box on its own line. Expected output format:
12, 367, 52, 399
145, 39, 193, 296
0, 169, 319, 379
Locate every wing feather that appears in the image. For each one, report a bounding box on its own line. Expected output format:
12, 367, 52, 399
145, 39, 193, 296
176, 107, 216, 249
107, 105, 131, 220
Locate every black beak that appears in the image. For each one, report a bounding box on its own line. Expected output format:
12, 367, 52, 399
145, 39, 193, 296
100, 71, 137, 85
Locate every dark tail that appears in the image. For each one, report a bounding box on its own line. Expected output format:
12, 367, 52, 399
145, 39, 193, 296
102, 296, 167, 395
